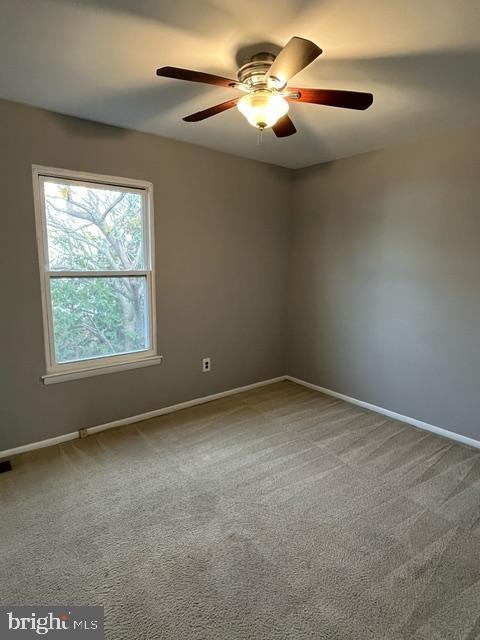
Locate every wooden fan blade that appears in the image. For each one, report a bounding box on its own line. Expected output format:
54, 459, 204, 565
272, 114, 297, 137
266, 37, 322, 86
289, 88, 373, 110
183, 98, 239, 122
157, 66, 236, 89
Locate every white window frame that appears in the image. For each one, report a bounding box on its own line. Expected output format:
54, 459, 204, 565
32, 165, 161, 384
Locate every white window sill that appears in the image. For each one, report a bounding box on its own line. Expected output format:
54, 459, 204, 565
42, 355, 163, 385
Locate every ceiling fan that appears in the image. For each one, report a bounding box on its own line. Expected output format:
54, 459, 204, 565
156, 36, 373, 137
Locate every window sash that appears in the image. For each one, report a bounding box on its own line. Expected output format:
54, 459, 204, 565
48, 271, 149, 278
33, 166, 157, 376
40, 176, 151, 273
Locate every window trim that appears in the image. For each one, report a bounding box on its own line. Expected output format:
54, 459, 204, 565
32, 165, 159, 383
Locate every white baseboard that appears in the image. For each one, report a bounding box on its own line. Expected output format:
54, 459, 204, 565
286, 375, 480, 450
0, 376, 286, 459
86, 376, 286, 436
0, 431, 79, 459
4, 374, 478, 459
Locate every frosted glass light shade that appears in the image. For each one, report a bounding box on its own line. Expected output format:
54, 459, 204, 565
237, 91, 289, 129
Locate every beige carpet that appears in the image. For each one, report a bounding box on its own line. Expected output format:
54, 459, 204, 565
1, 381, 480, 639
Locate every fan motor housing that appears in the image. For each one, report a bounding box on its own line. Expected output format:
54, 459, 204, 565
237, 52, 276, 89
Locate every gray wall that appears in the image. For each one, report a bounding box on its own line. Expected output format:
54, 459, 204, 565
2, 97, 479, 451
0, 99, 291, 450
289, 126, 480, 440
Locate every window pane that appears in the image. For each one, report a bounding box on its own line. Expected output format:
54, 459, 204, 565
43, 181, 145, 271
50, 277, 149, 363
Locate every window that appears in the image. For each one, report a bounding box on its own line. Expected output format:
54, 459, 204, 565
33, 166, 160, 384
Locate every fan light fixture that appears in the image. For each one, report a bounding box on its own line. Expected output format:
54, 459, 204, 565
237, 91, 289, 130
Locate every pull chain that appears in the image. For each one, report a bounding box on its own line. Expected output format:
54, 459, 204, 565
257, 127, 264, 145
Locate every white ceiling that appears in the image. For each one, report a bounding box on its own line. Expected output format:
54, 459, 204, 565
1, 0, 479, 168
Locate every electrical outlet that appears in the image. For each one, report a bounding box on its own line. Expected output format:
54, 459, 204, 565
202, 357, 211, 372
